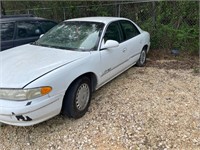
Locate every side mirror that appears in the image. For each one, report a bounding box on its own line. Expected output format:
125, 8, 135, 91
39, 34, 44, 38
101, 40, 119, 50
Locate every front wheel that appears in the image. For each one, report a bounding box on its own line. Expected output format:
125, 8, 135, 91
136, 49, 147, 67
62, 77, 91, 119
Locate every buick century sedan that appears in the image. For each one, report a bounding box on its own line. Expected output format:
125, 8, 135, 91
0, 17, 150, 126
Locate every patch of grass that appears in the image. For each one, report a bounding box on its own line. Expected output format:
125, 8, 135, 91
147, 49, 199, 70
193, 67, 200, 74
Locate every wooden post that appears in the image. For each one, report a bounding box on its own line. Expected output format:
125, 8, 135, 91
115, 1, 120, 17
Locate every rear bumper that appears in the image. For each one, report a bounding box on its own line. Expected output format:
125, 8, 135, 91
0, 93, 64, 126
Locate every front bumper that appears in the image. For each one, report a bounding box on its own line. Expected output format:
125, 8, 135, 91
0, 93, 64, 126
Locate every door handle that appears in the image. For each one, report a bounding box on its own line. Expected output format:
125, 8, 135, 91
122, 48, 127, 52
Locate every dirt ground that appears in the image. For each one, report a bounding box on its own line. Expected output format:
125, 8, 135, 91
0, 49, 199, 150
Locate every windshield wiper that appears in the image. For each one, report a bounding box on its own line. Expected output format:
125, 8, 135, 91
31, 42, 92, 51
31, 42, 52, 48
31, 41, 38, 45
50, 45, 68, 50
79, 48, 96, 51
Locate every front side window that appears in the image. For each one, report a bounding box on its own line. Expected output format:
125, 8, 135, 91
104, 22, 122, 43
120, 20, 140, 40
34, 21, 104, 51
1, 22, 15, 41
17, 21, 42, 39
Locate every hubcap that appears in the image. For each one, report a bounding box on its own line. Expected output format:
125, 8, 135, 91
75, 83, 90, 111
140, 50, 146, 64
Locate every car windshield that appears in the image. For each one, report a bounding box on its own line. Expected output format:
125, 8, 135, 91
33, 21, 104, 51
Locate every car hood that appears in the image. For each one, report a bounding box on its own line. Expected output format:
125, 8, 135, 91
0, 44, 90, 88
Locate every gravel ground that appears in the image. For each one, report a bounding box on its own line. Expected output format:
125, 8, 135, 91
0, 50, 199, 150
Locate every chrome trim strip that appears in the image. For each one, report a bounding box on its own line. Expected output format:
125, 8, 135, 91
97, 60, 137, 89
101, 52, 140, 77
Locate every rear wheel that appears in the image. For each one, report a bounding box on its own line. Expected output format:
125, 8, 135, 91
136, 48, 147, 67
62, 77, 91, 119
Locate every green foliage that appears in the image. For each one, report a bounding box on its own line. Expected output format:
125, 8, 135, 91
2, 1, 199, 54
140, 1, 199, 54
193, 67, 200, 74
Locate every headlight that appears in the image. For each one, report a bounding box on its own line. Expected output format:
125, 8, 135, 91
0, 86, 52, 101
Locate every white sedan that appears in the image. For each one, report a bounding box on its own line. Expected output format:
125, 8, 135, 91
0, 17, 150, 126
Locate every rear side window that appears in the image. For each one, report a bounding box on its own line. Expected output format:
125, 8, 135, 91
39, 21, 57, 33
16, 21, 42, 39
1, 22, 15, 41
120, 20, 140, 40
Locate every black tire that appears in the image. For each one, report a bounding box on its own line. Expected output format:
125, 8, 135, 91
62, 77, 91, 119
136, 48, 147, 67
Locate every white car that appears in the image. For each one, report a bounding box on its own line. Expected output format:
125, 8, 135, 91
0, 17, 150, 126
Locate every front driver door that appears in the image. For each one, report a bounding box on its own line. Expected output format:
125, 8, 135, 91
99, 21, 129, 86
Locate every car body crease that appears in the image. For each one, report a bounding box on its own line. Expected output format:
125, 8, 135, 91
22, 58, 82, 89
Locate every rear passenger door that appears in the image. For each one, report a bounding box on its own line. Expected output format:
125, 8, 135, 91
14, 21, 42, 47
119, 20, 143, 63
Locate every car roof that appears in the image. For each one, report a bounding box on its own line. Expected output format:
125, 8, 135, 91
65, 17, 130, 24
0, 16, 54, 23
